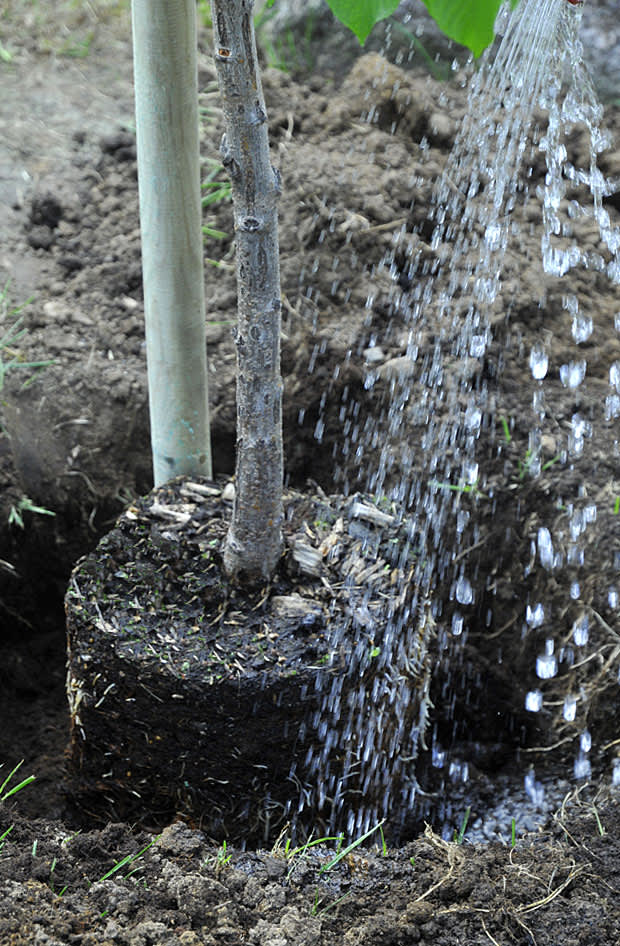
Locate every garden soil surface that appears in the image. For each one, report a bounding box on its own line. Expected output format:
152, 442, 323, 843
0, 4, 619, 944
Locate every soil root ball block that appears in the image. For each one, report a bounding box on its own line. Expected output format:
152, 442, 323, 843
64, 477, 620, 842
65, 478, 435, 843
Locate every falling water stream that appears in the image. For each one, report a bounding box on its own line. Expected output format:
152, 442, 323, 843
295, 0, 620, 840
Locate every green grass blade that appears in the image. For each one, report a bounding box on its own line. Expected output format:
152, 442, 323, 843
2, 775, 36, 800
98, 836, 158, 882
0, 760, 35, 800
319, 819, 385, 874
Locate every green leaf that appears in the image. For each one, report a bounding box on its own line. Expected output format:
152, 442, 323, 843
324, 0, 401, 44
419, 0, 520, 58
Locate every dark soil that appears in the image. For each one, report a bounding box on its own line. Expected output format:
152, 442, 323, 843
1, 3, 620, 944
2, 792, 620, 946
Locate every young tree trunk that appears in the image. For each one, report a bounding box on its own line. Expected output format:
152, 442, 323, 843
131, 0, 212, 486
210, 0, 284, 581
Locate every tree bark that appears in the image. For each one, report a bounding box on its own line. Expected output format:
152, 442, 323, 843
132, 0, 212, 485
210, 0, 284, 581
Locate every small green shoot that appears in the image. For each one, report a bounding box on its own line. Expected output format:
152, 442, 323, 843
314, 517, 330, 531
454, 806, 471, 844
379, 822, 388, 857
217, 840, 232, 867
311, 820, 385, 916
511, 818, 516, 848
254, 1, 318, 73
319, 819, 385, 874
500, 415, 512, 444
201, 161, 232, 245
315, 889, 353, 917
314, 653, 331, 667
0, 281, 53, 391
205, 839, 233, 872
591, 806, 605, 837
390, 18, 453, 80
201, 162, 232, 208
98, 835, 159, 883
613, 496, 620, 515
60, 32, 94, 58
197, 0, 213, 27
517, 449, 561, 481
40, 833, 159, 901
369, 646, 381, 659
205, 256, 235, 270
284, 832, 342, 882
430, 479, 486, 499
0, 760, 35, 802
517, 449, 534, 480
0, 826, 14, 851
8, 496, 55, 529
500, 416, 562, 482
49, 857, 68, 897
202, 224, 229, 240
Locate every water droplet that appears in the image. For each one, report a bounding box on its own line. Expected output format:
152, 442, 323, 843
609, 587, 618, 609
469, 335, 487, 358
463, 460, 478, 485
569, 509, 585, 540
570, 582, 580, 600
464, 405, 482, 431
580, 730, 592, 753
572, 615, 589, 646
524, 770, 545, 805
605, 394, 620, 420
363, 346, 385, 365
615, 313, 620, 333
456, 576, 474, 605
456, 510, 470, 534
525, 690, 543, 712
529, 345, 548, 380
536, 652, 557, 679
571, 315, 593, 343
567, 544, 584, 567
537, 527, 554, 570
432, 744, 446, 768
451, 612, 464, 636
574, 753, 591, 779
610, 362, 620, 393
563, 695, 577, 721
484, 223, 502, 250
448, 760, 469, 782
526, 603, 545, 628
562, 293, 579, 317
568, 413, 591, 456
560, 360, 586, 388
